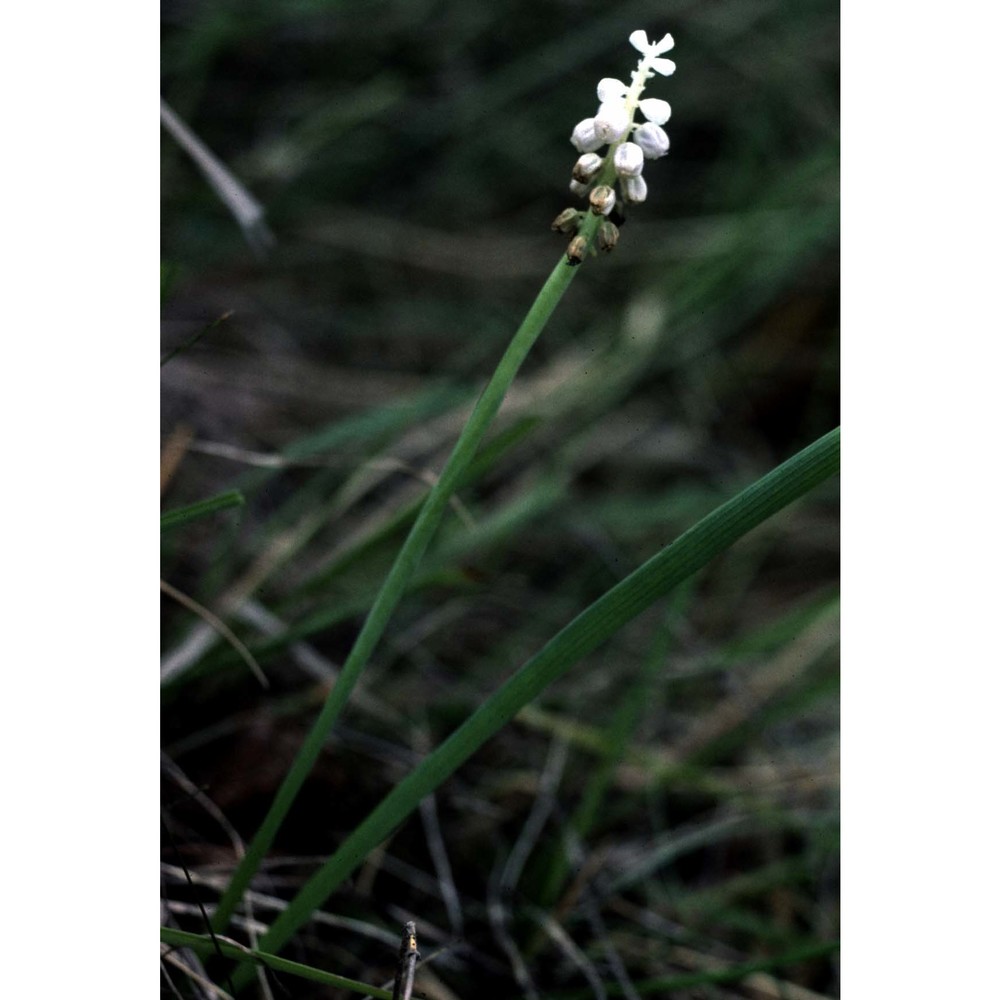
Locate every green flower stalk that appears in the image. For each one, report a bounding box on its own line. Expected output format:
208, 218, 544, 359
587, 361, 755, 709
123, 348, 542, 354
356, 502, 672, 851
211, 31, 679, 941
211, 257, 582, 935
211, 31, 674, 984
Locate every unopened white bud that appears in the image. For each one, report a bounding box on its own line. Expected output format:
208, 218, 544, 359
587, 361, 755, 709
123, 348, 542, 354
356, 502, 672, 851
621, 174, 648, 204
613, 142, 644, 178
633, 122, 670, 159
596, 78, 628, 102
589, 184, 616, 216
572, 153, 603, 183
593, 101, 629, 143
638, 98, 672, 125
569, 179, 590, 198
571, 118, 603, 153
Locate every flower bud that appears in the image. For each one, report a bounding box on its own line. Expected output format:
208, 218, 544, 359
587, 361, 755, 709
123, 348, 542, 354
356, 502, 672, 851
596, 78, 627, 102
572, 153, 603, 183
589, 184, 616, 216
621, 174, 648, 204
566, 235, 588, 266
613, 142, 644, 178
638, 98, 672, 125
569, 179, 590, 198
571, 118, 603, 153
633, 122, 670, 159
593, 101, 629, 143
551, 208, 581, 234
598, 221, 619, 253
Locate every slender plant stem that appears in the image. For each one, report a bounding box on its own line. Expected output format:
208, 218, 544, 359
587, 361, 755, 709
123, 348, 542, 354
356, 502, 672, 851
212, 251, 586, 934
229, 427, 839, 989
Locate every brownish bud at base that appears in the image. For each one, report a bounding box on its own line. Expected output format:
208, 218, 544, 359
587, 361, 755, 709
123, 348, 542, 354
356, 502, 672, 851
589, 184, 616, 216
598, 220, 620, 253
572, 153, 603, 184
551, 208, 581, 234
566, 234, 588, 266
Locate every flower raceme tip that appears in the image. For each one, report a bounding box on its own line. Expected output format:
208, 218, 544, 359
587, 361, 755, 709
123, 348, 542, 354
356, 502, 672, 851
557, 30, 675, 264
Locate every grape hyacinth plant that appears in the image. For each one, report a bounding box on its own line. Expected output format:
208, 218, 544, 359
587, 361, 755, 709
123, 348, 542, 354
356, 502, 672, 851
553, 29, 676, 264
164, 25, 841, 997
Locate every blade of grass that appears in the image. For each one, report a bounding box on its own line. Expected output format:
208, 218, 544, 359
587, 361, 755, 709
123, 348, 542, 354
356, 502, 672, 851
160, 97, 274, 256
212, 244, 597, 936
230, 427, 839, 987
160, 310, 233, 367
160, 927, 393, 999
161, 490, 245, 533
533, 587, 693, 913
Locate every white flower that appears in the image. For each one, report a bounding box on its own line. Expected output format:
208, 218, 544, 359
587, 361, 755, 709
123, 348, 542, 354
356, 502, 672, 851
613, 142, 644, 178
597, 78, 628, 102
629, 30, 675, 56
633, 122, 670, 159
648, 56, 676, 77
629, 29, 677, 75
638, 98, 671, 125
569, 179, 590, 197
621, 174, 648, 204
629, 30, 652, 53
570, 118, 603, 153
593, 101, 630, 143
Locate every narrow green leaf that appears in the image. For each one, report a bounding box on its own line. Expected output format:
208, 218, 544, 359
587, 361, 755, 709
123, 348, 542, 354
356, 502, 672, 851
160, 490, 245, 533
160, 310, 233, 367
159, 926, 393, 998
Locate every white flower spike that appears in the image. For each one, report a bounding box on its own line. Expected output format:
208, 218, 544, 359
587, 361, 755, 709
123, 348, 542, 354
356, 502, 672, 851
558, 29, 675, 261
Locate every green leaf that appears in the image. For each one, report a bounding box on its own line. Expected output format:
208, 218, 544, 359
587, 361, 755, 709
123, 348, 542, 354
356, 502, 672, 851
160, 490, 245, 533
159, 926, 394, 998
